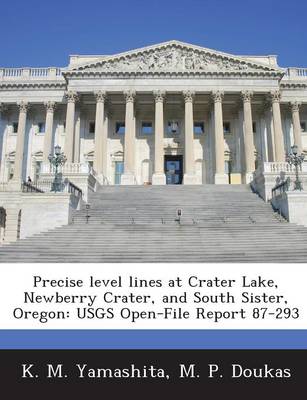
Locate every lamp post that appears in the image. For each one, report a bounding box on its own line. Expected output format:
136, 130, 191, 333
286, 144, 305, 191
48, 145, 67, 192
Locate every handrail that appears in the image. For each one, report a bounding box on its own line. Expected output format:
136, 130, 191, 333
21, 181, 44, 193
65, 180, 83, 198
272, 177, 290, 197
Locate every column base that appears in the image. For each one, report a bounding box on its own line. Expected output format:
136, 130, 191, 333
120, 173, 136, 185
243, 172, 254, 184
152, 173, 166, 185
214, 173, 228, 184
183, 173, 199, 185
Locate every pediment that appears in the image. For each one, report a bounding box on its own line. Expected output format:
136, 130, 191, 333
67, 40, 283, 77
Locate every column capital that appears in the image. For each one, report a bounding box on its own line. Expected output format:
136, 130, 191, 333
124, 90, 136, 103
183, 90, 195, 103
17, 101, 30, 113
211, 90, 224, 103
289, 101, 301, 112
95, 90, 107, 103
65, 91, 79, 103
153, 90, 166, 103
268, 90, 281, 104
241, 90, 253, 103
44, 101, 56, 113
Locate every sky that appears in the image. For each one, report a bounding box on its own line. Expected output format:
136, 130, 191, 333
0, 0, 306, 68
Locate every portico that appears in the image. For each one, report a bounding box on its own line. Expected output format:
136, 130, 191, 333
0, 40, 306, 189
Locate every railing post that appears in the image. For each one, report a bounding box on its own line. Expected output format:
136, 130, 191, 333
49, 68, 57, 78
22, 68, 30, 78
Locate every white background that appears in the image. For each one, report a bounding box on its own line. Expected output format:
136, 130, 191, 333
0, 263, 306, 329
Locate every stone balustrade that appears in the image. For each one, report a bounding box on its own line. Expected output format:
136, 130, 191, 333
41, 162, 91, 174
284, 67, 307, 79
252, 161, 307, 202
261, 162, 307, 174
0, 67, 64, 80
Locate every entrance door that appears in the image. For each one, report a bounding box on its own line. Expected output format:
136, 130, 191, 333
115, 161, 124, 184
164, 155, 183, 184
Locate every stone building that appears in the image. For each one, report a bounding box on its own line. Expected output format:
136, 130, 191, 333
0, 40, 307, 246
0, 40, 306, 188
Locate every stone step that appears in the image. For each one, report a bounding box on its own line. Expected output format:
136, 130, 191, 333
1, 184, 307, 262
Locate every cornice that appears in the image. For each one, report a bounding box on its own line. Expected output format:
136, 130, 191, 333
0, 81, 67, 90
280, 82, 307, 89
65, 70, 283, 79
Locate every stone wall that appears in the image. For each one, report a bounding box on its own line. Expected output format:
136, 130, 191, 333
0, 191, 81, 244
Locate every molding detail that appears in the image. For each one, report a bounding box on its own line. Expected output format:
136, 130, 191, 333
95, 90, 107, 103
289, 101, 301, 112
211, 90, 224, 103
183, 90, 195, 103
241, 90, 253, 102
44, 101, 56, 113
268, 90, 281, 103
153, 90, 166, 103
17, 101, 29, 113
65, 91, 79, 103
124, 90, 136, 103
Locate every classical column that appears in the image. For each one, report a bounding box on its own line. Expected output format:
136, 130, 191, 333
10, 101, 29, 187
182, 90, 197, 184
121, 90, 136, 185
212, 91, 228, 184
93, 91, 107, 177
263, 102, 275, 162
152, 90, 166, 185
290, 101, 303, 154
0, 103, 8, 179
43, 101, 56, 163
269, 90, 285, 162
64, 91, 78, 163
241, 91, 255, 182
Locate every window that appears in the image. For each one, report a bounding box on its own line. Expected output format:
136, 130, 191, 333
301, 122, 306, 132
115, 122, 125, 135
141, 122, 153, 135
223, 122, 231, 134
12, 122, 18, 134
167, 120, 179, 135
194, 122, 205, 135
253, 122, 257, 134
38, 122, 45, 134
89, 121, 95, 134
63, 122, 66, 132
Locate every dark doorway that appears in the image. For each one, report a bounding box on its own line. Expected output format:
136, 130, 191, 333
164, 155, 183, 184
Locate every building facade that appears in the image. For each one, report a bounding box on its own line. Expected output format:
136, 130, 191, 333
0, 40, 307, 188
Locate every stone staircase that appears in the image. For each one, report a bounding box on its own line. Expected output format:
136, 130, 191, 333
1, 184, 307, 262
